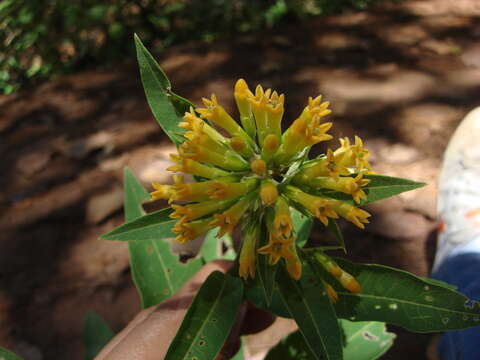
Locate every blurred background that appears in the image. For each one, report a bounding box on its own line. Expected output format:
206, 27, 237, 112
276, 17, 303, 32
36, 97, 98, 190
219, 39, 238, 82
1, 0, 480, 358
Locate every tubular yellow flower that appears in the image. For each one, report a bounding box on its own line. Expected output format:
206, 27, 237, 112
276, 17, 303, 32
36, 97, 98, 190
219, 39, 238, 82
338, 270, 362, 293
285, 244, 302, 280
248, 85, 284, 144
274, 96, 333, 165
171, 176, 237, 202
261, 134, 280, 163
294, 172, 370, 204
284, 185, 339, 226
260, 180, 278, 206
273, 197, 293, 240
180, 107, 227, 144
239, 225, 259, 280
210, 192, 256, 237
334, 136, 371, 172
151, 182, 172, 201
258, 232, 302, 280
207, 178, 258, 200
180, 137, 249, 171
294, 149, 348, 183
172, 217, 214, 243
170, 198, 235, 222
250, 158, 267, 176
234, 79, 256, 139
258, 233, 293, 265
312, 251, 361, 294
197, 94, 251, 143
230, 136, 255, 158
332, 201, 371, 229
167, 155, 230, 179
322, 280, 339, 304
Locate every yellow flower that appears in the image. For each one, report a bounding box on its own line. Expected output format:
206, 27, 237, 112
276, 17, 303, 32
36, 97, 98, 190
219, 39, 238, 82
239, 225, 259, 280
332, 201, 371, 229
210, 192, 256, 237
150, 79, 377, 280
234, 79, 256, 139
247, 85, 285, 144
207, 178, 258, 200
172, 217, 214, 243
274, 96, 333, 165
322, 280, 339, 304
334, 136, 371, 172
284, 186, 339, 226
260, 180, 278, 206
273, 197, 293, 240
170, 198, 235, 222
258, 233, 301, 280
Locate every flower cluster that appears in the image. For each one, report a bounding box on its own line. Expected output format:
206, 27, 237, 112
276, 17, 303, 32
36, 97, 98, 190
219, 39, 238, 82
151, 79, 372, 288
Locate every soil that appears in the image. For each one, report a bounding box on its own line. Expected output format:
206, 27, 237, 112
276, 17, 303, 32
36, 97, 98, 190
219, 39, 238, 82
1, 0, 480, 359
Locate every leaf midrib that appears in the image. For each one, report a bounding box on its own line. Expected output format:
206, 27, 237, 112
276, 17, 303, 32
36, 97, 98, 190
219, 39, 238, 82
337, 291, 475, 316
180, 275, 229, 359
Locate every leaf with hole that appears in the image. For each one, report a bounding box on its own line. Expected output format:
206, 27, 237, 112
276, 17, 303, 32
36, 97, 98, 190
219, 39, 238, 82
333, 258, 480, 332
165, 271, 243, 360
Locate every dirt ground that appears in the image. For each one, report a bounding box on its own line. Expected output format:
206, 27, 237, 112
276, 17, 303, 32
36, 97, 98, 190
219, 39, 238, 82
1, 0, 480, 359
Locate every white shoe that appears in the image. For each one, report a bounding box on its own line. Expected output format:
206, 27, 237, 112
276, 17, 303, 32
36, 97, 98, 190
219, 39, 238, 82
433, 107, 480, 272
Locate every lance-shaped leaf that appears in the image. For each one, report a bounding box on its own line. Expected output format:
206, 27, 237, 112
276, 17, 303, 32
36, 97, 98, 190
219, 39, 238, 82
333, 258, 480, 332
101, 208, 175, 241
341, 320, 395, 359
84, 311, 115, 360
135, 34, 192, 145
165, 271, 243, 360
256, 246, 277, 306
123, 168, 201, 307
0, 347, 23, 360
311, 174, 426, 205
277, 264, 343, 360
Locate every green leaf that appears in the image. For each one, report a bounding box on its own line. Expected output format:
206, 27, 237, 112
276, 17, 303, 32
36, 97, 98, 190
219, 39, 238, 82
333, 258, 480, 332
327, 219, 346, 253
123, 169, 202, 307
123, 167, 150, 222
256, 249, 277, 306
276, 263, 343, 360
361, 174, 426, 204
165, 272, 244, 360
0, 347, 23, 360
134, 34, 191, 145
313, 174, 426, 205
84, 311, 115, 360
341, 320, 395, 360
291, 208, 312, 247
101, 208, 175, 241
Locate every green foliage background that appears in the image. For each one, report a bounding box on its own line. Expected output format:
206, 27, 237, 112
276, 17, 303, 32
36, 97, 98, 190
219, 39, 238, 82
1, 0, 388, 94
